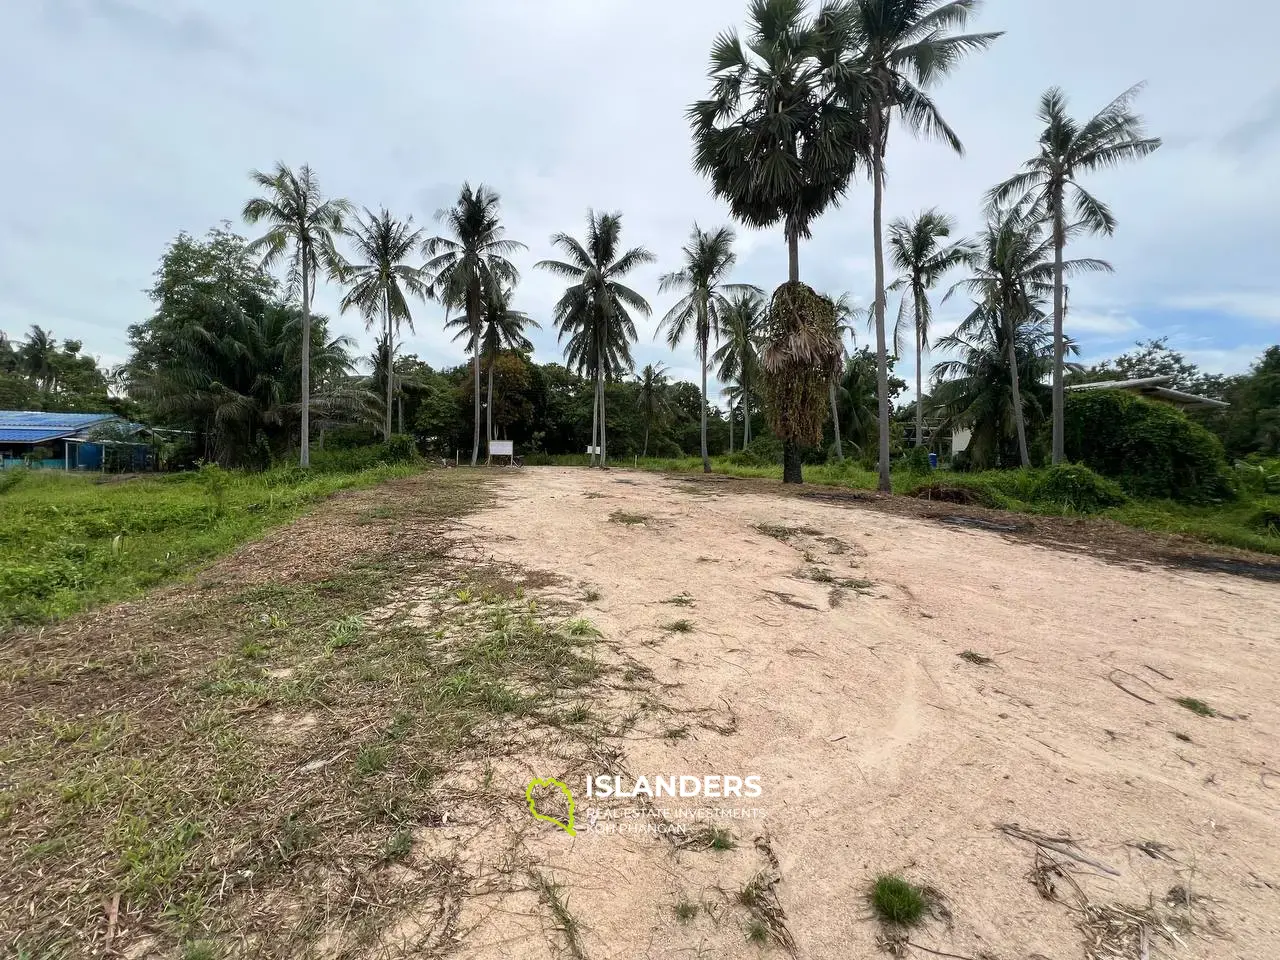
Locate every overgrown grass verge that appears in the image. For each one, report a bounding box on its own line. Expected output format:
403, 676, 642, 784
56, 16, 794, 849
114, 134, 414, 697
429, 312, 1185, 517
0, 472, 627, 959
531, 455, 1280, 556
0, 463, 422, 626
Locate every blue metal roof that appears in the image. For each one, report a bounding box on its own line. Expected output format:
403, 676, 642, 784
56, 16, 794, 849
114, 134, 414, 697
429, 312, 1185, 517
0, 411, 122, 445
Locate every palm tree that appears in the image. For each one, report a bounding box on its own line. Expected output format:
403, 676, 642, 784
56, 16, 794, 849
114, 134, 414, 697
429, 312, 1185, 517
713, 291, 766, 449
828, 293, 867, 461
844, 0, 1001, 492
424, 184, 525, 466
690, 0, 864, 283
242, 162, 351, 467
760, 285, 846, 483
448, 281, 539, 450
335, 208, 428, 440
887, 209, 974, 450
635, 362, 671, 457
537, 211, 654, 467
18, 325, 59, 391
932, 302, 1077, 469
658, 225, 759, 473
988, 85, 1161, 464
945, 203, 1110, 466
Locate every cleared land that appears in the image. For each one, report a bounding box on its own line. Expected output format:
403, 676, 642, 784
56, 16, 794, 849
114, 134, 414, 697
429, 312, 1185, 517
3, 466, 1279, 959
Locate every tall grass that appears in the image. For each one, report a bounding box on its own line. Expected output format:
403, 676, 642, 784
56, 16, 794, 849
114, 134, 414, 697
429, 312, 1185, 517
0, 463, 419, 626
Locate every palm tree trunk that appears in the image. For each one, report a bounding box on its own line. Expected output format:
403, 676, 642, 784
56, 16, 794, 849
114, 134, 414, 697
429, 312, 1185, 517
643, 417, 650, 459
1051, 201, 1067, 466
871, 114, 892, 494
1006, 312, 1032, 468
598, 365, 608, 467
300, 251, 311, 468
744, 387, 751, 446
782, 440, 802, 484
384, 292, 393, 442
914, 291, 924, 448
470, 306, 481, 467
830, 380, 844, 462
786, 226, 800, 284
589, 377, 599, 467
728, 402, 735, 455
700, 342, 710, 473
486, 358, 495, 449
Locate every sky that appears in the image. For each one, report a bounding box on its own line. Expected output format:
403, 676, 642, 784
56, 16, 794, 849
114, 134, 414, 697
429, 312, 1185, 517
2, 0, 1279, 406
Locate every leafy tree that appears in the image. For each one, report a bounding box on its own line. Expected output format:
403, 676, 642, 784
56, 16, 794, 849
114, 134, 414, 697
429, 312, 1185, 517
424, 183, 524, 466
1075, 337, 1227, 399
714, 291, 767, 450
658, 225, 758, 472
989, 85, 1161, 464
887, 209, 974, 450
242, 163, 351, 467
335, 208, 428, 440
945, 203, 1109, 465
835, 346, 904, 455
845, 0, 1001, 492
760, 285, 845, 483
634, 363, 671, 457
537, 210, 654, 466
1206, 346, 1280, 458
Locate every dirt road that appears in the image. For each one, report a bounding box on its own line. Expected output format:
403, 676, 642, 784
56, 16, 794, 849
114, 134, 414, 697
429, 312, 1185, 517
460, 467, 1280, 960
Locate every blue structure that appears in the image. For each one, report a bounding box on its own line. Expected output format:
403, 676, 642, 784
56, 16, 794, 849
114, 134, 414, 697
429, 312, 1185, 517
0, 411, 153, 471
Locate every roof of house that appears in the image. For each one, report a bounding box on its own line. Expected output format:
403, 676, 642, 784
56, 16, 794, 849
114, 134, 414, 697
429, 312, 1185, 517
0, 411, 124, 444
1066, 376, 1230, 410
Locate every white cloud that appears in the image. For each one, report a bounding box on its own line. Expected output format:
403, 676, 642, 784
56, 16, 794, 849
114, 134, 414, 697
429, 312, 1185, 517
1163, 292, 1280, 322
1066, 311, 1143, 338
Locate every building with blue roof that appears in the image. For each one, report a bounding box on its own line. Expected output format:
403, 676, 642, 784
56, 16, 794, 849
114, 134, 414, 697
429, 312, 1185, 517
0, 411, 154, 471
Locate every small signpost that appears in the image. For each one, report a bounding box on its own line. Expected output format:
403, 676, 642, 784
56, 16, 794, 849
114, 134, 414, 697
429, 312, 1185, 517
488, 440, 516, 466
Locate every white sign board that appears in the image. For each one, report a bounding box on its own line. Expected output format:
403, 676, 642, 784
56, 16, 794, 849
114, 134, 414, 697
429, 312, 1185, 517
585, 446, 602, 455
489, 440, 514, 457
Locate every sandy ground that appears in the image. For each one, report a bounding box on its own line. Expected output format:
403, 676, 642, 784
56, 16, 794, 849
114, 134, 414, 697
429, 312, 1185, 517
446, 467, 1280, 960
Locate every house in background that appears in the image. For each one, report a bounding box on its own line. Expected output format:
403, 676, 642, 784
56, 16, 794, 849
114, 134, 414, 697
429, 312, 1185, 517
0, 411, 154, 471
1066, 376, 1230, 411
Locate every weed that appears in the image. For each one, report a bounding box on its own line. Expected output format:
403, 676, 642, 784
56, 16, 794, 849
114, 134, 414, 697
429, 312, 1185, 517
705, 826, 735, 851
959, 650, 995, 666
531, 872, 586, 960
382, 827, 413, 862
662, 725, 691, 742
746, 919, 770, 944
582, 588, 601, 602
354, 745, 390, 778
870, 875, 926, 926
754, 523, 820, 541
609, 510, 651, 526
1173, 696, 1217, 717
663, 619, 694, 634
564, 617, 601, 638
674, 899, 700, 923
662, 592, 696, 607
808, 567, 835, 583
1173, 731, 1193, 743
181, 942, 219, 960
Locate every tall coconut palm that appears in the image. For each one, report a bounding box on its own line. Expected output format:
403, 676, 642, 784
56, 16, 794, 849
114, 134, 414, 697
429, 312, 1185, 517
635, 362, 671, 457
690, 0, 864, 283
448, 281, 539, 449
335, 208, 428, 440
537, 211, 654, 467
844, 0, 1001, 491
713, 291, 766, 449
944, 203, 1110, 465
988, 85, 1161, 464
18, 325, 60, 391
424, 184, 525, 466
657, 225, 759, 473
887, 209, 974, 450
242, 162, 351, 467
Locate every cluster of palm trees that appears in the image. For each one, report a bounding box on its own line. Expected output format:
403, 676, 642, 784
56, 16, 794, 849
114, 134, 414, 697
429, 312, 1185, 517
690, 0, 1159, 487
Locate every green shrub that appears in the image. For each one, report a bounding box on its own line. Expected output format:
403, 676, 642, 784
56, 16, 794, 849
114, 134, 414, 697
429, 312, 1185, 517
897, 445, 933, 474
1060, 391, 1232, 503
1251, 502, 1280, 535
1032, 464, 1127, 513
384, 434, 419, 463
727, 436, 783, 467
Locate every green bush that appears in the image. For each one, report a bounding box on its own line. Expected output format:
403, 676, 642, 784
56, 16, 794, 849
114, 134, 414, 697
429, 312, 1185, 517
1032, 464, 1127, 513
1251, 502, 1280, 535
897, 445, 933, 474
1061, 391, 1232, 503
727, 436, 783, 467
311, 438, 418, 473
384, 434, 419, 463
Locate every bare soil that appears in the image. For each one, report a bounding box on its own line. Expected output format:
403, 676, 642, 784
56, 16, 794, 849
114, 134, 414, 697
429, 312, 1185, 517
458, 467, 1280, 960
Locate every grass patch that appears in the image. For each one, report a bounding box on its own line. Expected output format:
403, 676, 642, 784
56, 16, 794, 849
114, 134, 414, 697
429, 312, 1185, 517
662, 592, 696, 607
754, 523, 821, 541
608, 510, 651, 526
674, 898, 700, 923
959, 650, 995, 666
1173, 696, 1217, 717
870, 874, 926, 926
662, 619, 695, 634
531, 871, 586, 960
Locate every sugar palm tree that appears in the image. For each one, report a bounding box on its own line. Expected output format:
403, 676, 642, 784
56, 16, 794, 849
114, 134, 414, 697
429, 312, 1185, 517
988, 85, 1161, 464
335, 208, 428, 440
844, 0, 1001, 491
424, 184, 524, 466
657, 225, 759, 473
690, 0, 864, 283
635, 362, 671, 458
887, 209, 974, 450
242, 162, 351, 467
944, 203, 1110, 465
713, 291, 766, 449
537, 211, 654, 467
448, 281, 539, 448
